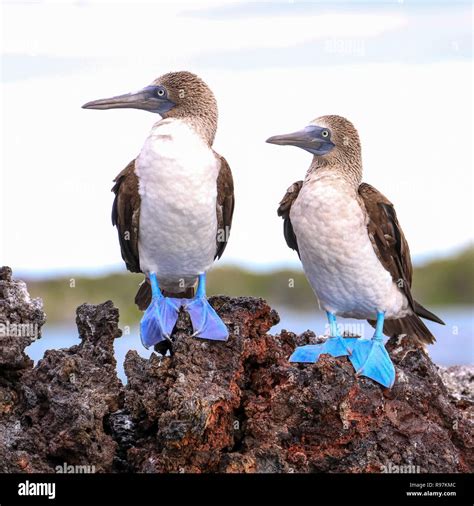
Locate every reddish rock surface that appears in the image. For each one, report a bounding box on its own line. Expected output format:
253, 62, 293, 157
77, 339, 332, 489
0, 267, 472, 473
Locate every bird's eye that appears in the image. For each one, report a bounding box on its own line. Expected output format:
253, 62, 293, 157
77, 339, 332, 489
156, 88, 165, 97
321, 130, 329, 138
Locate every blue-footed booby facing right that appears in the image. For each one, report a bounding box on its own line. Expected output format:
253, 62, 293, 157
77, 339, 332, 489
267, 115, 444, 388
82, 71, 234, 349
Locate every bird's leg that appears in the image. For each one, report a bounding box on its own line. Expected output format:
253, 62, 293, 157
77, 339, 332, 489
149, 271, 161, 298
328, 311, 339, 337
374, 310, 385, 340
184, 273, 229, 341
323, 311, 358, 356
289, 311, 356, 363
139, 272, 181, 349
349, 311, 396, 388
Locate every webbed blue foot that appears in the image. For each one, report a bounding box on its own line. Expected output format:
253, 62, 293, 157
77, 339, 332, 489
140, 273, 181, 349
184, 273, 228, 341
349, 311, 396, 388
289, 312, 357, 363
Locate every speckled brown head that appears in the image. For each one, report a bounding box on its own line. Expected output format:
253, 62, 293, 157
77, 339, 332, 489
267, 114, 363, 184
311, 115, 361, 163
82, 71, 218, 144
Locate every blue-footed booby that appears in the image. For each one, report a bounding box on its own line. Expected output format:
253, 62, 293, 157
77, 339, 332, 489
83, 71, 234, 349
267, 115, 444, 388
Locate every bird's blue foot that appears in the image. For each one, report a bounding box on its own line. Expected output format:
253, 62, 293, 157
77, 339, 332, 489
184, 273, 228, 341
140, 273, 180, 348
349, 311, 396, 388
289, 312, 357, 363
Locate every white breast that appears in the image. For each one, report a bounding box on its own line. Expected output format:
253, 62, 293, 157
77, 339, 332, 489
135, 119, 219, 289
290, 173, 410, 320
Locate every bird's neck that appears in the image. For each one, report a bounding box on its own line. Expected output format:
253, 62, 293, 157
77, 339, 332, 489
308, 156, 362, 189
164, 109, 217, 146
186, 115, 217, 146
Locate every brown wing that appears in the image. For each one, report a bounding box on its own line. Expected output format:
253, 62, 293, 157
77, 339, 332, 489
358, 182, 413, 302
111, 159, 141, 273
277, 181, 303, 257
359, 183, 444, 344
214, 153, 235, 260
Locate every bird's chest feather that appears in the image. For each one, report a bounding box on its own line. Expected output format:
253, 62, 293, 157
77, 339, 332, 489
135, 119, 219, 277
136, 120, 218, 212
290, 176, 403, 318
291, 176, 367, 259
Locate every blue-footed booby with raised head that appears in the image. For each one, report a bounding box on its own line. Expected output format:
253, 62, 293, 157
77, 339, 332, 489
83, 71, 234, 349
267, 115, 444, 388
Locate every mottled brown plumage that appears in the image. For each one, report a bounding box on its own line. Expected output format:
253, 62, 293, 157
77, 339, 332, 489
153, 71, 218, 145
306, 114, 363, 187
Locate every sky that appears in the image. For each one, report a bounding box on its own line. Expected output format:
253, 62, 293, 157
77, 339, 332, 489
1, 0, 472, 278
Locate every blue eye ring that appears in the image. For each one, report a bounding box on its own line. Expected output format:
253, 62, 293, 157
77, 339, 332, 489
321, 130, 329, 138
156, 88, 165, 97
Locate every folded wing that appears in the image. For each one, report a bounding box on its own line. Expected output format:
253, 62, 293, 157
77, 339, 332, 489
214, 153, 235, 260
111, 159, 141, 273
277, 181, 303, 257
358, 182, 444, 344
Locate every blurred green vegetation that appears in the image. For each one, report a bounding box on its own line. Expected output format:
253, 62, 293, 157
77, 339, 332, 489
411, 246, 474, 306
26, 246, 473, 326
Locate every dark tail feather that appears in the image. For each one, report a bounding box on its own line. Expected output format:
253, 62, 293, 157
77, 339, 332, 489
368, 299, 444, 346
135, 279, 151, 311
413, 300, 445, 325
134, 278, 196, 311
368, 314, 437, 345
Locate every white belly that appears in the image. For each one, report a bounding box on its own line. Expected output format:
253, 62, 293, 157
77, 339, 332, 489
135, 119, 219, 289
291, 175, 410, 320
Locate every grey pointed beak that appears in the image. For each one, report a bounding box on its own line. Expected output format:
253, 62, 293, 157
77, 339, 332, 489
266, 128, 322, 149
82, 86, 175, 114
266, 125, 335, 156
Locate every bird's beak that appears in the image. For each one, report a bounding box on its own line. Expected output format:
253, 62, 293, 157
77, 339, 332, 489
267, 127, 322, 149
82, 86, 175, 114
266, 126, 335, 156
